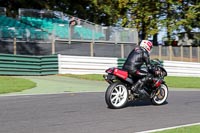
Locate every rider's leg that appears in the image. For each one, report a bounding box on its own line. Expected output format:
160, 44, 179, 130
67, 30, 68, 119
132, 77, 146, 92
130, 69, 146, 92
133, 74, 154, 96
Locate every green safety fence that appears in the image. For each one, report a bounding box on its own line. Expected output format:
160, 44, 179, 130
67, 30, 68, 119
117, 58, 126, 69
0, 54, 58, 75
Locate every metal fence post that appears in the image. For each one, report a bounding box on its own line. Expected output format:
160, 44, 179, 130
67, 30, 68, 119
90, 41, 94, 57
51, 36, 55, 54
13, 37, 17, 55
159, 45, 161, 60
121, 44, 124, 58
69, 25, 71, 44
169, 46, 172, 60
190, 46, 192, 62
181, 46, 183, 61
198, 46, 200, 62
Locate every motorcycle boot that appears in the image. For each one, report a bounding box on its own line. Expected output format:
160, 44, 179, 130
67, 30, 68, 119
131, 79, 144, 97
131, 79, 142, 92
132, 77, 149, 97
136, 80, 145, 94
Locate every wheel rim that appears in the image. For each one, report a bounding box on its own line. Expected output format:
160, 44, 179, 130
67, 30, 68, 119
110, 84, 128, 107
153, 84, 168, 104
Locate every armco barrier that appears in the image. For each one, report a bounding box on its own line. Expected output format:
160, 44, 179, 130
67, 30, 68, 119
0, 54, 58, 75
58, 55, 118, 74
1, 54, 199, 76
118, 58, 200, 77
164, 61, 200, 77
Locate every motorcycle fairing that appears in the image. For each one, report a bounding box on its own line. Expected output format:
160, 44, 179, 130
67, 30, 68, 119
113, 68, 128, 80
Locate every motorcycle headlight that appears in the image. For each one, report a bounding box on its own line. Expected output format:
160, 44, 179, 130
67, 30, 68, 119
162, 71, 167, 77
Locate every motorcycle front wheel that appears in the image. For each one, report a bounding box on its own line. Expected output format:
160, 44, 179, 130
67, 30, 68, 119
151, 83, 168, 105
105, 82, 129, 109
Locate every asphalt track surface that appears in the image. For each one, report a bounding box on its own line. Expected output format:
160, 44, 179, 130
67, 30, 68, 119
0, 76, 200, 133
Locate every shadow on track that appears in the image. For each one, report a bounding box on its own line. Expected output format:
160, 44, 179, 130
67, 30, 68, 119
105, 99, 169, 109
126, 99, 168, 107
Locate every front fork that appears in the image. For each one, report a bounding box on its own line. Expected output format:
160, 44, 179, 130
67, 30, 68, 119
150, 81, 164, 99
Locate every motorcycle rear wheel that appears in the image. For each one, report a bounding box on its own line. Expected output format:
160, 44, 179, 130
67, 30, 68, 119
151, 84, 168, 105
105, 82, 129, 109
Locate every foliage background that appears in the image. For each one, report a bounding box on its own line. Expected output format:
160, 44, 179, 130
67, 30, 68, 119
0, 0, 199, 44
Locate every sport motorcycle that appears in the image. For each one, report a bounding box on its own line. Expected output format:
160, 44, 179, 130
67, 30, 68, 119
103, 59, 168, 109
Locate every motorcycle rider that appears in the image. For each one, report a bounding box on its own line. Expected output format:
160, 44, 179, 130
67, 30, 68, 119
122, 40, 158, 96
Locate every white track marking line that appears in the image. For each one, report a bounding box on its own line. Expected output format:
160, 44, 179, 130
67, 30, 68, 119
0, 91, 104, 97
1, 91, 200, 133
0, 89, 199, 97
136, 122, 200, 133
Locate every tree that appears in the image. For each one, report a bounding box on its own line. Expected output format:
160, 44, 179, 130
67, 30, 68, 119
0, 0, 47, 17
0, 0, 124, 26
0, 0, 199, 44
119, 0, 161, 44
118, 0, 199, 45
61, 0, 125, 26
175, 0, 200, 35
160, 0, 200, 45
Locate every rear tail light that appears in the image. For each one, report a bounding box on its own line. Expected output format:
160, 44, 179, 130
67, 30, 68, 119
106, 68, 113, 73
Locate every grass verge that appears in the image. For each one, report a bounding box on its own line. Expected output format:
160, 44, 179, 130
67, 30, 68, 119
0, 76, 36, 94
165, 76, 200, 88
61, 74, 200, 89
1, 74, 200, 94
154, 125, 200, 133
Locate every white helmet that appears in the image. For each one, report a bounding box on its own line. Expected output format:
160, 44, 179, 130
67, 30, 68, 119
140, 40, 153, 53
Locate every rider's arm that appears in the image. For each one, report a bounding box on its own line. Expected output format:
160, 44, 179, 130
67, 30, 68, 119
143, 52, 155, 74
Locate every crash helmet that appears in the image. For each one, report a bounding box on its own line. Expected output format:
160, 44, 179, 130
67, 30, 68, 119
140, 40, 153, 54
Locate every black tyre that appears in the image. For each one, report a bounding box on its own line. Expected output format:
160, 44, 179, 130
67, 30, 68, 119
105, 82, 129, 109
151, 84, 168, 105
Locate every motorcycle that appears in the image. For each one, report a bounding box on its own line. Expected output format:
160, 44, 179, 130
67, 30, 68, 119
103, 59, 168, 109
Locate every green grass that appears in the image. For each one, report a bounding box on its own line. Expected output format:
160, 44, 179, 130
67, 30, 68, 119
1, 74, 200, 94
61, 74, 200, 89
154, 125, 200, 133
165, 76, 200, 88
0, 76, 36, 94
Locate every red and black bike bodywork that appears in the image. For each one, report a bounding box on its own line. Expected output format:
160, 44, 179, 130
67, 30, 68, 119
103, 59, 168, 109
104, 67, 133, 84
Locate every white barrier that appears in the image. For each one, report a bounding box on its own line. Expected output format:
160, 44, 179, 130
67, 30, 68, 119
58, 55, 118, 74
164, 60, 200, 77
58, 55, 200, 77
